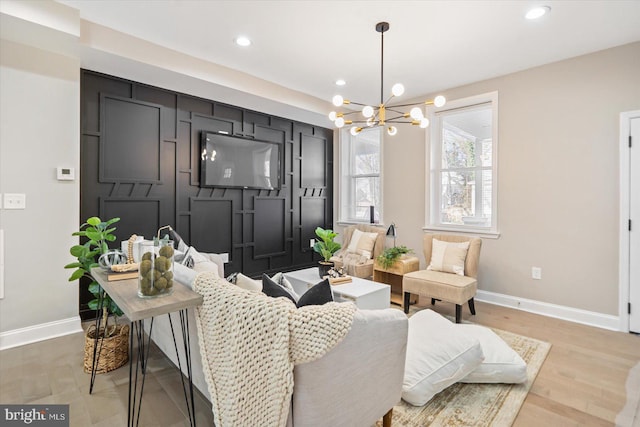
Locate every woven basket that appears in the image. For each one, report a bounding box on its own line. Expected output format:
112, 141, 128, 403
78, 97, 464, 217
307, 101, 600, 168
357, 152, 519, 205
83, 324, 130, 374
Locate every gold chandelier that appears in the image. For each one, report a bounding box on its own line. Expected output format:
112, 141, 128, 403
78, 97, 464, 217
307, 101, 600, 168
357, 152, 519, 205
329, 22, 446, 136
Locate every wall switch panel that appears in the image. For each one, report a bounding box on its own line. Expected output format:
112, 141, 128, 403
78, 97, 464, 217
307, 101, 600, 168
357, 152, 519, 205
309, 239, 315, 248
531, 267, 542, 280
3, 193, 26, 209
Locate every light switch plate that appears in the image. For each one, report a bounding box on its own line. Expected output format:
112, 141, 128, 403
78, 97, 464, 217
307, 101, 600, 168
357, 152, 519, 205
3, 193, 26, 209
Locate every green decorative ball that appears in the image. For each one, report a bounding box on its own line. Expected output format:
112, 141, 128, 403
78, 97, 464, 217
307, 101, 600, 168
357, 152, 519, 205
159, 245, 174, 258
141, 252, 153, 262
140, 259, 152, 275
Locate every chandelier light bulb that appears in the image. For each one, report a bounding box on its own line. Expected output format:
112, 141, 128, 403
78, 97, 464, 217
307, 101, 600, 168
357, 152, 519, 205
525, 6, 550, 20
366, 117, 376, 127
434, 95, 446, 108
362, 105, 374, 118
328, 111, 337, 121
410, 107, 424, 120
391, 83, 405, 97
335, 117, 345, 128
332, 95, 344, 107
419, 118, 430, 128
350, 126, 360, 136
387, 126, 398, 136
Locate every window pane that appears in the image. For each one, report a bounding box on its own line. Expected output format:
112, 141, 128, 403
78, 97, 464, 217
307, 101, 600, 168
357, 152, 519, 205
354, 177, 380, 220
353, 129, 380, 175
441, 106, 492, 169
440, 170, 491, 227
440, 171, 475, 224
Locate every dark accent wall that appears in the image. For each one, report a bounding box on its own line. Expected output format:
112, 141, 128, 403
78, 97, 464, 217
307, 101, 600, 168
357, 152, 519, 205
80, 70, 333, 318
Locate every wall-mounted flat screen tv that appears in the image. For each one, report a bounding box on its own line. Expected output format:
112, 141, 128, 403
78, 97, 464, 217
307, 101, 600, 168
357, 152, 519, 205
200, 132, 282, 190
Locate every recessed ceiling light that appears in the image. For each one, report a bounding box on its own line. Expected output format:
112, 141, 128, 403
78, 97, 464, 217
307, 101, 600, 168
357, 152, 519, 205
335, 79, 346, 86
525, 6, 551, 20
235, 36, 251, 47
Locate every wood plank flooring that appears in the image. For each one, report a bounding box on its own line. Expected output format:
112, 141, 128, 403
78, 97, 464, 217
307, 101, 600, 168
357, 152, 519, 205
1, 301, 638, 426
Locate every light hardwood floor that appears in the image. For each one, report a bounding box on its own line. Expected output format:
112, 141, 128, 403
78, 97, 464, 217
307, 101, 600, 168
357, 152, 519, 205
1, 301, 639, 426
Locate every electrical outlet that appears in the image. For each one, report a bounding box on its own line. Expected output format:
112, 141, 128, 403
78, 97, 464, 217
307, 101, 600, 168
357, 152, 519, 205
309, 239, 315, 248
531, 267, 542, 280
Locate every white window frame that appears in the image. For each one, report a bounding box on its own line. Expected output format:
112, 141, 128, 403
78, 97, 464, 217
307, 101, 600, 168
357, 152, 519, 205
338, 126, 384, 225
425, 91, 499, 238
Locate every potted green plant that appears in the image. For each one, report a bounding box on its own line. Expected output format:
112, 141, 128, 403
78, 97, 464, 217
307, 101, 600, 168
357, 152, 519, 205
313, 227, 341, 278
376, 245, 413, 270
65, 216, 129, 374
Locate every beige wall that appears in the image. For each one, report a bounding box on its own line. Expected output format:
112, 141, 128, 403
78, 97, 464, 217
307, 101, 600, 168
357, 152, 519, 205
352, 42, 639, 316
0, 39, 81, 331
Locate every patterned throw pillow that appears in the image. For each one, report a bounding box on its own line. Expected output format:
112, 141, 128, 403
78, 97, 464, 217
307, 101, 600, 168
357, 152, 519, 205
262, 274, 333, 307
427, 239, 470, 276
346, 229, 378, 259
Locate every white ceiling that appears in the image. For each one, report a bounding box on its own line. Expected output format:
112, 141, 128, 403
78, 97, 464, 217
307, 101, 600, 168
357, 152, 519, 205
57, 0, 640, 107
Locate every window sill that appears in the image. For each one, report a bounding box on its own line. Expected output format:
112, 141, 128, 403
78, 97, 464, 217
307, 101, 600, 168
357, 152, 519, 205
338, 220, 387, 227
422, 225, 500, 239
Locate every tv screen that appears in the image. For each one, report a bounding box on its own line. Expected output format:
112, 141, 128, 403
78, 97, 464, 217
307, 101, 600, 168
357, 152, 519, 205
200, 132, 281, 190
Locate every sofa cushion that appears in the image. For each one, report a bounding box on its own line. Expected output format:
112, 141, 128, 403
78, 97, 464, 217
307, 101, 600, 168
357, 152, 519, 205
262, 274, 297, 304
402, 309, 484, 406
458, 324, 527, 384
427, 239, 470, 276
296, 278, 333, 307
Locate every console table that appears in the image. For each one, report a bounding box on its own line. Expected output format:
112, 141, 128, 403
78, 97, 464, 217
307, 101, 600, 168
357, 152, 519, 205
90, 268, 203, 427
373, 256, 420, 306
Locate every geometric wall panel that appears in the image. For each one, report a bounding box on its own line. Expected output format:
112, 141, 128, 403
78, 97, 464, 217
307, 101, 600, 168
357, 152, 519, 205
102, 199, 161, 242
190, 199, 233, 255
301, 134, 326, 188
101, 95, 161, 183
254, 197, 286, 258
300, 197, 326, 252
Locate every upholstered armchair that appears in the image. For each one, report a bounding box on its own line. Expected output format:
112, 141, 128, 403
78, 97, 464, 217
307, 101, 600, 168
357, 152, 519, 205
330, 224, 386, 278
403, 234, 482, 323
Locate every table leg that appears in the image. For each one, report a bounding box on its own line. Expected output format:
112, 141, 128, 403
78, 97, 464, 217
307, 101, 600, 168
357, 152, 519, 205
168, 309, 197, 427
89, 288, 106, 394
127, 318, 154, 427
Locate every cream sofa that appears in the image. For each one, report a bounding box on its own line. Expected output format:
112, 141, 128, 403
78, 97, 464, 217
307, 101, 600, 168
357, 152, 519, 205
149, 260, 408, 427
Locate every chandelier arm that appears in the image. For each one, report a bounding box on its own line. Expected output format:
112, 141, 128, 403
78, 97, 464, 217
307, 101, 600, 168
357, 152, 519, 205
380, 24, 384, 105
346, 101, 369, 107
385, 107, 408, 115
386, 114, 412, 122
386, 119, 416, 124
387, 101, 427, 108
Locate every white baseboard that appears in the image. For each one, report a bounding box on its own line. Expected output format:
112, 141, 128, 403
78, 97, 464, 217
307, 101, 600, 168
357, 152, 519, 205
0, 316, 83, 350
475, 290, 621, 331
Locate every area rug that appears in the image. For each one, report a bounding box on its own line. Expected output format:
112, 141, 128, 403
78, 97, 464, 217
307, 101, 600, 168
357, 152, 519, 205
376, 326, 551, 427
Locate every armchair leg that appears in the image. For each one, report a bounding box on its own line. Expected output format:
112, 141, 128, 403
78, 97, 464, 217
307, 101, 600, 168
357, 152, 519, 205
383, 408, 393, 427
455, 304, 462, 323
468, 298, 476, 315
403, 292, 410, 314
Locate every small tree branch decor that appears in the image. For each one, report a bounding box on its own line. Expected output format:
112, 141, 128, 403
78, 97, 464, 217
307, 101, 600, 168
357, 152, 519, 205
376, 245, 413, 270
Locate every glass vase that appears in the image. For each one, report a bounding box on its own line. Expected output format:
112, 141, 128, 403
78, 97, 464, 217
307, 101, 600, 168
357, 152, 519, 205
138, 240, 174, 298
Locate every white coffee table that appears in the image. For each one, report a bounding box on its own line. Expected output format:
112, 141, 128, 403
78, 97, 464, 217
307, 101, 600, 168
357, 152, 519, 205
285, 267, 390, 310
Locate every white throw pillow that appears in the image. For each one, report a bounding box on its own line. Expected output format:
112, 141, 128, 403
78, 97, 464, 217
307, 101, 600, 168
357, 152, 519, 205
402, 309, 484, 406
427, 239, 470, 276
234, 273, 262, 292
346, 229, 378, 258
458, 324, 527, 384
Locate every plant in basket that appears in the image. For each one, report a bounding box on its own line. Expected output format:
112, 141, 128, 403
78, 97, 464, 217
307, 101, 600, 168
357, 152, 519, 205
65, 216, 129, 373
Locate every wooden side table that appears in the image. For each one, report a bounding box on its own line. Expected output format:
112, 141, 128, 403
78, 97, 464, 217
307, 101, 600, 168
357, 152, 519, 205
90, 268, 203, 427
373, 255, 420, 306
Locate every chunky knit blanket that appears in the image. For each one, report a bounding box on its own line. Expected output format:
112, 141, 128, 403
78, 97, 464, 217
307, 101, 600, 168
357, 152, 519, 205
193, 272, 357, 427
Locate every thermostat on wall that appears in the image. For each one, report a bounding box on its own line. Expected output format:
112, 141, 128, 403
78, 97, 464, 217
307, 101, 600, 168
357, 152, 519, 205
57, 167, 75, 181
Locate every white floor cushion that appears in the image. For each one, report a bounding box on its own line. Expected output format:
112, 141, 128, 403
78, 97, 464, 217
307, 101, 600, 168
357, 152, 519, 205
402, 309, 484, 406
458, 324, 527, 384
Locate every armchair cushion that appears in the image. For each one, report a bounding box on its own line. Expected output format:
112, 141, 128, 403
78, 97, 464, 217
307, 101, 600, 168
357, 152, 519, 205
346, 228, 378, 258
427, 239, 470, 276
